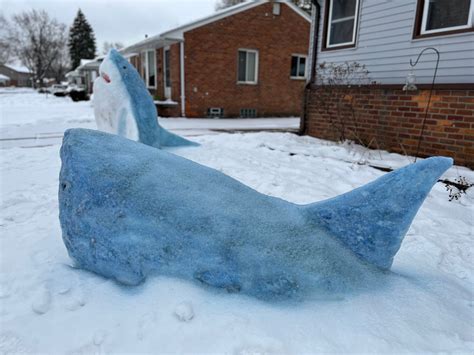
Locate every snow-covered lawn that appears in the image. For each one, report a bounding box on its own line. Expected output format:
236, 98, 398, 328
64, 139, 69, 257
0, 89, 473, 353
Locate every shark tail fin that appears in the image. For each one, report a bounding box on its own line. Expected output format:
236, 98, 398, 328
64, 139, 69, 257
304, 157, 453, 270
159, 128, 199, 148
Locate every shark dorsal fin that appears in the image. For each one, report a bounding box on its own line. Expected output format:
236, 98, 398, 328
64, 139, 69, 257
304, 157, 453, 270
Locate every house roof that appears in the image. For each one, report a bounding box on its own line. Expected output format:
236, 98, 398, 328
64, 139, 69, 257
4, 63, 32, 74
0, 74, 10, 81
76, 57, 104, 71
122, 0, 311, 54
65, 70, 83, 78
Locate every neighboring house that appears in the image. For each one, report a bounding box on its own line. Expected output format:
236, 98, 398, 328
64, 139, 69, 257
0, 64, 33, 87
0, 74, 10, 87
66, 59, 101, 94
122, 0, 311, 118
302, 0, 474, 168
65, 70, 84, 87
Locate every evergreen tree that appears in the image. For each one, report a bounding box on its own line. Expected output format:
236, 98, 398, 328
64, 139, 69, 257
68, 9, 96, 70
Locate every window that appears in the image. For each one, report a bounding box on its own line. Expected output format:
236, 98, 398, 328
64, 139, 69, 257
325, 0, 360, 49
141, 50, 156, 88
290, 55, 307, 79
238, 49, 258, 84
164, 48, 171, 89
207, 108, 224, 118
147, 51, 156, 88
273, 3, 281, 16
240, 108, 257, 118
417, 0, 473, 36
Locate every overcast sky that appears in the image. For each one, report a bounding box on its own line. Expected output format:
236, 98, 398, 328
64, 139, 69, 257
1, 0, 218, 50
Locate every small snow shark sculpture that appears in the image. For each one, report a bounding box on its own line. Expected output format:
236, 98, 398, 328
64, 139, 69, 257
59, 129, 452, 300
93, 49, 197, 148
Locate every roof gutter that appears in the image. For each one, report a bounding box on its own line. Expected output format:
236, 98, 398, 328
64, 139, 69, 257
300, 0, 321, 135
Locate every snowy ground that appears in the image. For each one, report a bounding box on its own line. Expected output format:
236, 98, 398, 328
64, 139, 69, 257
0, 89, 473, 354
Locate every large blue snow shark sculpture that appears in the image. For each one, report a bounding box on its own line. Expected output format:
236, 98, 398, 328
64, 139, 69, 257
93, 49, 197, 148
59, 129, 452, 300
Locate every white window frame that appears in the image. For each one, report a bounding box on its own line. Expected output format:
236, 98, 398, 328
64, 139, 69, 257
420, 0, 473, 35
290, 54, 307, 80
326, 0, 360, 49
237, 49, 259, 85
141, 49, 156, 89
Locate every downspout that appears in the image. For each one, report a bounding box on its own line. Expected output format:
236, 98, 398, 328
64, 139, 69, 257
180, 41, 186, 117
300, 0, 321, 135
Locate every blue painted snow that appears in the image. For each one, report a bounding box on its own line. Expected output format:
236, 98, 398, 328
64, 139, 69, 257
108, 49, 197, 148
59, 129, 452, 300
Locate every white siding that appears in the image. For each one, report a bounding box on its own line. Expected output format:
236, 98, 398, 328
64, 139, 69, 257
314, 0, 474, 84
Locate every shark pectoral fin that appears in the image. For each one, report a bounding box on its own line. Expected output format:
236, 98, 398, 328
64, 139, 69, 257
304, 157, 453, 270
194, 269, 241, 293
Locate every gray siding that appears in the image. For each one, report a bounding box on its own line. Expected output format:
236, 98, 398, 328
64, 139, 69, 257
313, 0, 474, 85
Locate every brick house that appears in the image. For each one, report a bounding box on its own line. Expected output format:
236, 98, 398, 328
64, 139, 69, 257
0, 64, 33, 87
122, 0, 311, 118
303, 0, 474, 168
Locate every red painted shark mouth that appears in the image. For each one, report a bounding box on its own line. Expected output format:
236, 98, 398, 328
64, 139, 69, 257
101, 72, 111, 83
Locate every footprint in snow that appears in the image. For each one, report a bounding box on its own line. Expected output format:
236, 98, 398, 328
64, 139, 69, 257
173, 301, 194, 322
64, 288, 86, 311
93, 330, 107, 346
137, 312, 158, 340
31, 285, 52, 315
49, 266, 87, 311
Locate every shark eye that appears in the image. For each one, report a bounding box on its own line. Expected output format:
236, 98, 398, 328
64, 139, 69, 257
123, 66, 127, 69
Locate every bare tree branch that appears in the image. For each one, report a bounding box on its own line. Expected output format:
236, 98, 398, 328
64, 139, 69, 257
8, 10, 67, 87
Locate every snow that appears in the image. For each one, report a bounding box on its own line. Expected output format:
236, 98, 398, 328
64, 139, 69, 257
1, 88, 473, 353
4, 63, 32, 74
174, 302, 194, 322
0, 74, 10, 81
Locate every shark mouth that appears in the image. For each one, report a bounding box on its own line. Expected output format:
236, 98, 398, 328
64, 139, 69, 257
101, 72, 111, 84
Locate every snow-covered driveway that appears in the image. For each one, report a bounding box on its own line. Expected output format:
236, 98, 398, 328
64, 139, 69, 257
0, 89, 299, 149
0, 89, 473, 353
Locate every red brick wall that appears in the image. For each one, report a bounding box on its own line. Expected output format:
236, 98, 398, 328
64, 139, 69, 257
182, 2, 310, 118
132, 48, 181, 117
153, 49, 163, 98
304, 86, 474, 168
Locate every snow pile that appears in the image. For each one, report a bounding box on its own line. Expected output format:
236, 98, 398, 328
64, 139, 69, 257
1, 89, 473, 353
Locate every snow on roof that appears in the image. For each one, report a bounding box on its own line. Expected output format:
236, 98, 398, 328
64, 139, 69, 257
4, 63, 32, 74
80, 59, 94, 67
0, 74, 10, 81
65, 70, 83, 78
122, 0, 310, 53
76, 57, 103, 71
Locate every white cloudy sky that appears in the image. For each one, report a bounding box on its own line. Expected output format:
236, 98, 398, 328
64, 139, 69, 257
1, 0, 218, 49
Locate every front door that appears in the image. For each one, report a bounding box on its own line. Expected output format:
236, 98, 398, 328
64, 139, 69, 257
163, 47, 171, 99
